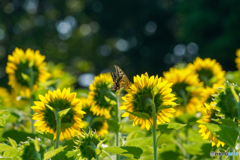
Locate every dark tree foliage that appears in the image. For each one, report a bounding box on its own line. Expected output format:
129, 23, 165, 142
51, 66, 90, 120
0, 0, 239, 88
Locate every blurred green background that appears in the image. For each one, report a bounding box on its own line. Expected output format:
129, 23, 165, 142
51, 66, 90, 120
0, 0, 239, 89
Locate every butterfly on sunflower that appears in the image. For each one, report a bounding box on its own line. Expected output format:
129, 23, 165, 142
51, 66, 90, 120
111, 65, 132, 92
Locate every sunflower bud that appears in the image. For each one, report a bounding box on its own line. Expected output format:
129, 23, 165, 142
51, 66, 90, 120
215, 81, 240, 119
19, 137, 46, 160
74, 129, 103, 159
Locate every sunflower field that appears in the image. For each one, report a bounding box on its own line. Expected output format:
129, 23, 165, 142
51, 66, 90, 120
0, 47, 240, 160
1, 0, 240, 160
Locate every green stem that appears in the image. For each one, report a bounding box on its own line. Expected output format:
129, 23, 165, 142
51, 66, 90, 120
151, 100, 157, 160
102, 150, 113, 160
55, 111, 61, 149
29, 67, 35, 134
115, 94, 120, 160
229, 147, 233, 160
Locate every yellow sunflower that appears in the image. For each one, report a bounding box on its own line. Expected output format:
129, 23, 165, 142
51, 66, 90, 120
120, 72, 177, 131
6, 48, 50, 98
0, 87, 12, 107
199, 86, 216, 104
88, 73, 113, 118
81, 97, 109, 137
31, 88, 86, 142
187, 57, 225, 88
197, 102, 225, 147
235, 49, 240, 71
163, 67, 203, 116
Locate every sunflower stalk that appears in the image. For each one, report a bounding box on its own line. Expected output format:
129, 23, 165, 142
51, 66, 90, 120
29, 66, 35, 134
115, 92, 120, 160
151, 99, 157, 160
55, 110, 61, 149
179, 89, 190, 159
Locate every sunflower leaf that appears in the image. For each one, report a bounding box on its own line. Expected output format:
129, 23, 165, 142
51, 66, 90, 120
34, 137, 40, 152
44, 146, 67, 160
158, 123, 187, 134
0, 144, 16, 152
58, 108, 72, 119
106, 119, 119, 134
127, 111, 150, 120
44, 103, 56, 113
0, 110, 10, 130
151, 86, 159, 98
204, 123, 238, 148
8, 137, 17, 149
104, 96, 117, 105
37, 131, 54, 141
104, 146, 143, 159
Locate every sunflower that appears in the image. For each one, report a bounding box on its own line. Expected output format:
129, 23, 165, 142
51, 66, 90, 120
197, 102, 225, 147
120, 72, 177, 130
31, 88, 86, 142
163, 67, 203, 116
6, 48, 50, 98
75, 129, 103, 160
235, 49, 240, 71
0, 87, 12, 107
199, 87, 216, 104
88, 73, 113, 119
81, 97, 109, 137
187, 57, 225, 88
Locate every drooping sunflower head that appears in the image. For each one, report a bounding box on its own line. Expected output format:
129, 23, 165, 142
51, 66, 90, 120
235, 49, 240, 71
19, 137, 46, 160
32, 88, 86, 142
187, 57, 225, 88
88, 73, 113, 118
81, 97, 109, 137
6, 48, 50, 98
214, 82, 240, 119
197, 102, 225, 148
0, 87, 12, 107
163, 67, 203, 116
120, 72, 177, 130
74, 129, 103, 160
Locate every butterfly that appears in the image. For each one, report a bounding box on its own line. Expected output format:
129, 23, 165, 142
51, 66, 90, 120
111, 65, 132, 92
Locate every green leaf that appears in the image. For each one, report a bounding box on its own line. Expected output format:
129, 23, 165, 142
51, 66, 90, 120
21, 73, 30, 82
204, 123, 238, 148
0, 144, 16, 152
37, 131, 54, 141
45, 103, 56, 113
0, 110, 10, 130
127, 111, 150, 120
144, 145, 153, 153
183, 143, 211, 157
34, 137, 40, 152
58, 108, 71, 119
39, 80, 57, 87
158, 122, 187, 134
151, 86, 159, 98
106, 119, 119, 134
126, 131, 145, 142
158, 104, 178, 112
8, 137, 17, 149
3, 150, 18, 158
104, 146, 143, 159
44, 146, 66, 160
104, 96, 117, 105
2, 130, 35, 143
62, 139, 76, 151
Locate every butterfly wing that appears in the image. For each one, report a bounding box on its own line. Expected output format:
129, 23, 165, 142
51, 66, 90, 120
111, 65, 131, 91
